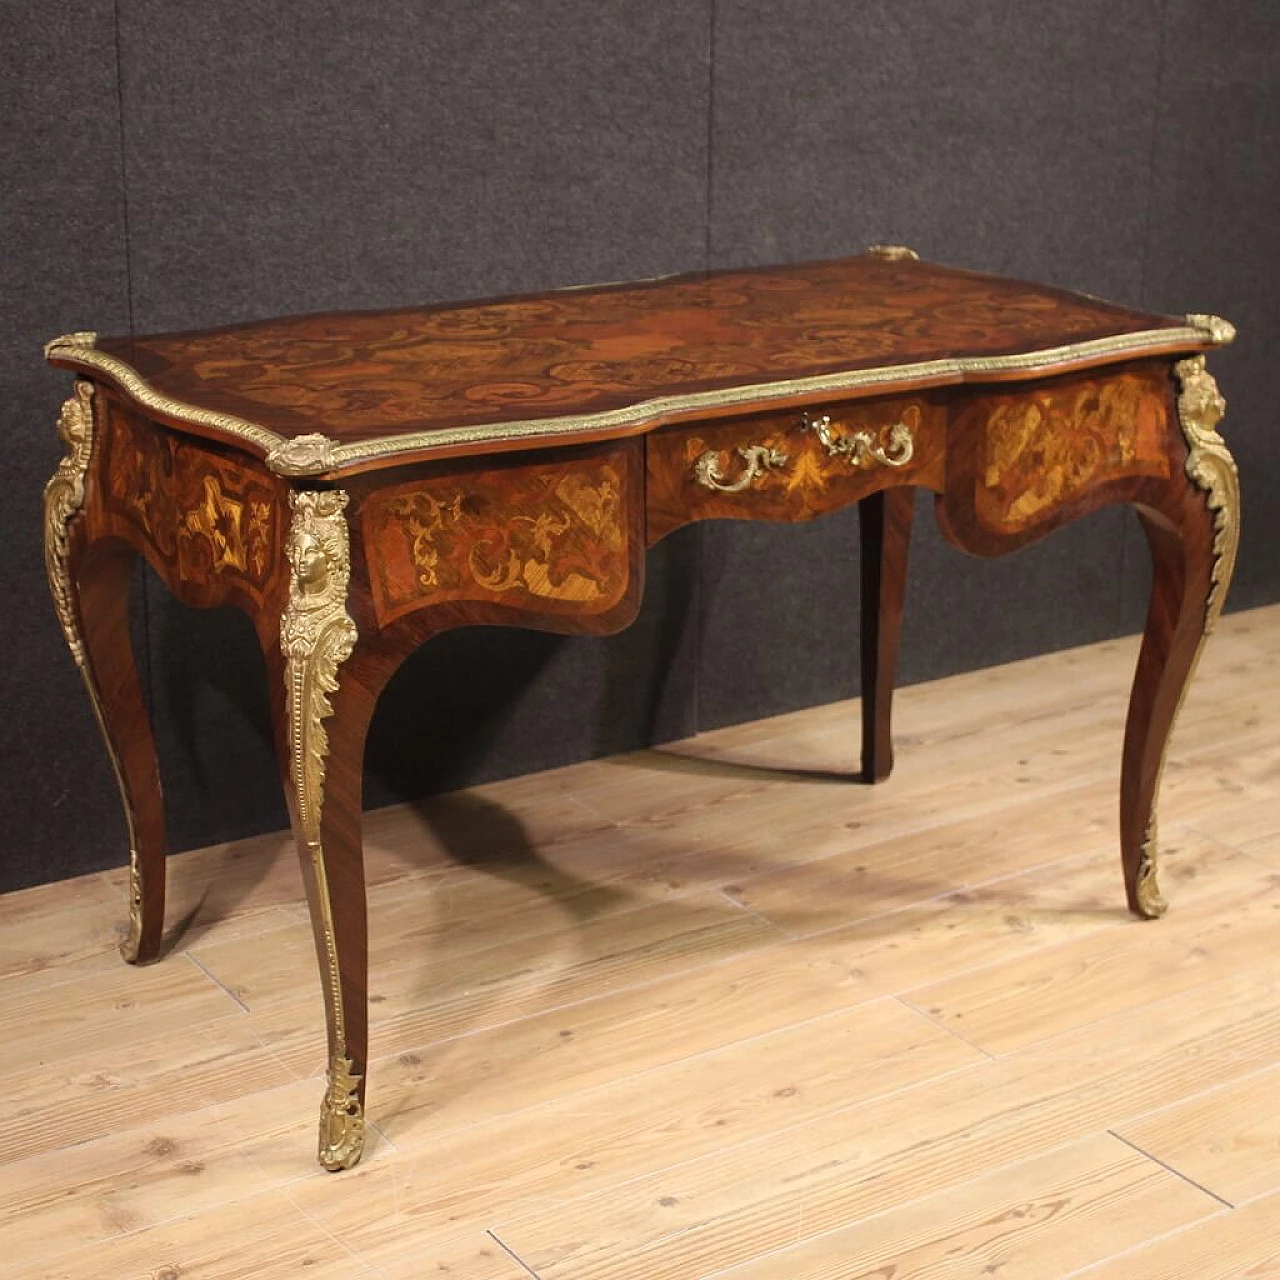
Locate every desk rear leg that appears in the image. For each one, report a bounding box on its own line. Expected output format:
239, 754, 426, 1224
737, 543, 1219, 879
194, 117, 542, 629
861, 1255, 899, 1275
860, 487, 915, 782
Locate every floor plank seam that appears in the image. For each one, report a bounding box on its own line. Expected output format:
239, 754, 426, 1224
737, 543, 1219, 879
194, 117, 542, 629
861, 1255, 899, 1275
487, 1227, 542, 1278
357, 925, 808, 1065
1233, 1184, 1280, 1212
366, 1118, 398, 1158
893, 898, 1133, 1003
714, 886, 799, 938
891, 992, 997, 1060
772, 840, 1121, 950
738, 775, 1113, 877
1056, 1203, 1237, 1280
184, 950, 251, 1013
6, 604, 1275, 1276
366, 992, 967, 1161
1106, 1128, 1235, 1208
1106, 1054, 1280, 1131
0, 945, 122, 992
488, 1055, 994, 1237
686, 1129, 1178, 1280
1185, 820, 1280, 865
278, 1180, 388, 1276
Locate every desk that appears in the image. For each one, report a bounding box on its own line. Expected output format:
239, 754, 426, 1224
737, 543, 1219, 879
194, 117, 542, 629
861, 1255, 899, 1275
43, 248, 1239, 1170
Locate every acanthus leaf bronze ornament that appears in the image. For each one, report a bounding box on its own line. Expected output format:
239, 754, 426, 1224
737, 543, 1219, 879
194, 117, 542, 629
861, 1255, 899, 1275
44, 381, 96, 668
803, 413, 915, 469
867, 244, 920, 261
1135, 818, 1168, 919
122, 847, 146, 959
44, 381, 150, 960
693, 444, 789, 493
1132, 353, 1239, 920
1176, 355, 1239, 633
319, 1054, 366, 1172
268, 432, 338, 477
281, 489, 362, 1169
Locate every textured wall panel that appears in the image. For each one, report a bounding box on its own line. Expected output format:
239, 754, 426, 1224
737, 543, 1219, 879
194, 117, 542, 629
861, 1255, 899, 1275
1, 4, 132, 891
117, 0, 711, 326
114, 0, 710, 852
698, 0, 1167, 729
7, 1, 1277, 892
1136, 0, 1279, 611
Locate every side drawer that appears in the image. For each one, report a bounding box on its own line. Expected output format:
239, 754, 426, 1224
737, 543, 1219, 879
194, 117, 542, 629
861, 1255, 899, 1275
646, 394, 946, 542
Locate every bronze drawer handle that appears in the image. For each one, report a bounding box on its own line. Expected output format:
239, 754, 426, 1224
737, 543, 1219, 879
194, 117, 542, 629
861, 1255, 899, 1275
803, 413, 915, 468
693, 444, 789, 493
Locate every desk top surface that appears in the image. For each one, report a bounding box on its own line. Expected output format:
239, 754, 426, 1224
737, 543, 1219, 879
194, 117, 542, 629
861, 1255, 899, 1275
46, 251, 1226, 476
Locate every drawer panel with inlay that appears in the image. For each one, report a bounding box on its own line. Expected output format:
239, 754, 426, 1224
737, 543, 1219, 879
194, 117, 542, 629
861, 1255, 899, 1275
645, 394, 946, 542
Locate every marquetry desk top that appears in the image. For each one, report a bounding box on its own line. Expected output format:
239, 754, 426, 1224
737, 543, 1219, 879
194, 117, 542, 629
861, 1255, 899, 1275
45, 252, 1224, 477
42, 247, 1240, 1174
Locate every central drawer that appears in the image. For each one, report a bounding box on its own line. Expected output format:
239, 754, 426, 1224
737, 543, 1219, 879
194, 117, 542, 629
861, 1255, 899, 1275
645, 393, 946, 542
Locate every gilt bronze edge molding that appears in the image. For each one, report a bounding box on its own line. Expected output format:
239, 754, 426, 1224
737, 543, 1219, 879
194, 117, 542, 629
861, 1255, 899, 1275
43, 319, 1232, 477
325, 324, 1234, 468
44, 332, 285, 459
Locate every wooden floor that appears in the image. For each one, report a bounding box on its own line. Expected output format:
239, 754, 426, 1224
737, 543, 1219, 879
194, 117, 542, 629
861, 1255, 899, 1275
5, 604, 1280, 1278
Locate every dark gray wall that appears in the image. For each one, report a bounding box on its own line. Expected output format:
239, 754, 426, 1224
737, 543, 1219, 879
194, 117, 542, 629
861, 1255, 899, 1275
5, 1, 1277, 892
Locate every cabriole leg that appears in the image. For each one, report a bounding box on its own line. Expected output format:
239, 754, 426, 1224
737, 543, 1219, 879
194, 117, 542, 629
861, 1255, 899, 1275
273, 489, 368, 1170
44, 381, 166, 962
1121, 356, 1239, 917
859, 486, 915, 782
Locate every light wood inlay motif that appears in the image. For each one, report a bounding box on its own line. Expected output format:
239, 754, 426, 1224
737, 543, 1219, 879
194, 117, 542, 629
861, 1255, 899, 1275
976, 370, 1172, 530
365, 452, 632, 624
77, 257, 1198, 449
102, 404, 280, 595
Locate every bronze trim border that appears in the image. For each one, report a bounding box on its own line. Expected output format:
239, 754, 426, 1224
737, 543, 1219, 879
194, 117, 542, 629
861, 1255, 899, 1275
45, 317, 1234, 478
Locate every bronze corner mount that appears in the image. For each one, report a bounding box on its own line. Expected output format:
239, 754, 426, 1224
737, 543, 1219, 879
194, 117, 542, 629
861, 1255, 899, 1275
867, 244, 920, 262
44, 331, 99, 360
1186, 314, 1236, 346
268, 433, 339, 476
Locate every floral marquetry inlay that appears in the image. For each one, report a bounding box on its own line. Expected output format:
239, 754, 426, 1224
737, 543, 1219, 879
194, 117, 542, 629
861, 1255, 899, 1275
365, 453, 634, 625
102, 403, 281, 595
975, 370, 1172, 531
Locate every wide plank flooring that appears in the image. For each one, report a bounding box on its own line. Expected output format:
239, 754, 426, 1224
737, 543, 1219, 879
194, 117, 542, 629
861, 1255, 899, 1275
5, 602, 1278, 1278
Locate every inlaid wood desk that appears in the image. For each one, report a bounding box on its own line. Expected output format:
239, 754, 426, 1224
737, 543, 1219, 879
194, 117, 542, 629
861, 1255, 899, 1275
43, 249, 1239, 1170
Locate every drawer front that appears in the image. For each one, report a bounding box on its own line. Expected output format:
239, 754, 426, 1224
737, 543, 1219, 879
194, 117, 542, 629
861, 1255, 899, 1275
646, 395, 945, 541
358, 441, 644, 629
968, 365, 1174, 534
